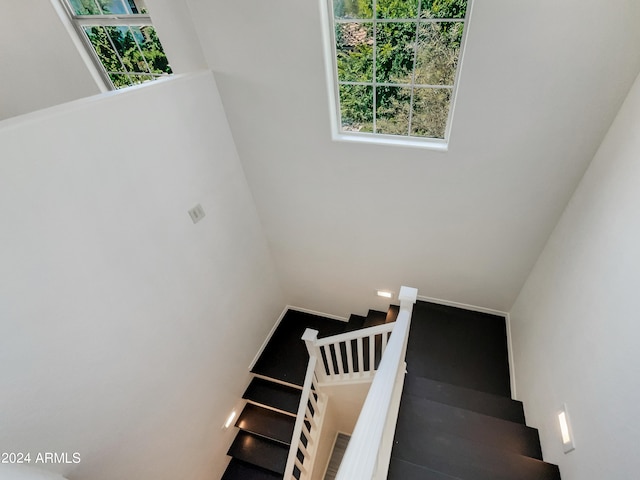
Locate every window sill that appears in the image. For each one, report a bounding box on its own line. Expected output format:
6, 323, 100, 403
332, 131, 449, 151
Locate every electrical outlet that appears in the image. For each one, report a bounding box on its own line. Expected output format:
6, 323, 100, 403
188, 204, 206, 224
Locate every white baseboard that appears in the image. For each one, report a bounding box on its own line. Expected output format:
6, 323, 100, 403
417, 294, 508, 317
288, 305, 349, 322
248, 305, 290, 371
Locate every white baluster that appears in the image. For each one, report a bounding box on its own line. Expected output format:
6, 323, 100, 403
357, 336, 364, 374
335, 341, 345, 377
369, 334, 375, 372
323, 345, 336, 378
346, 339, 355, 377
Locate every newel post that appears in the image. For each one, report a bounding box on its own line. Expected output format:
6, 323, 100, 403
398, 285, 418, 310
397, 286, 418, 373
302, 328, 324, 382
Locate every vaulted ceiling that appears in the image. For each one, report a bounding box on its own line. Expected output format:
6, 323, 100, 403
184, 0, 640, 313
4, 0, 640, 314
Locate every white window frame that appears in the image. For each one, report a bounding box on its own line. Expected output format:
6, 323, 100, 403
320, 0, 473, 150
54, 0, 169, 91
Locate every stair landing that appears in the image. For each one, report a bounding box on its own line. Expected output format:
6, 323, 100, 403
251, 310, 348, 386
388, 301, 560, 480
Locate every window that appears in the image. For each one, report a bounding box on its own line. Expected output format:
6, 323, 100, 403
61, 0, 172, 89
327, 0, 469, 146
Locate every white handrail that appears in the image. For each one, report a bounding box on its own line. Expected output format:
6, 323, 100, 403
313, 322, 394, 347
283, 352, 324, 479
335, 286, 418, 480
305, 323, 396, 385
282, 286, 417, 479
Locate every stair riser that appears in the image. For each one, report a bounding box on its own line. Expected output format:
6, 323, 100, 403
391, 430, 560, 480
403, 375, 526, 424
227, 432, 289, 475
236, 403, 295, 445
243, 376, 302, 416
397, 395, 542, 459
388, 458, 464, 480
222, 459, 283, 480
244, 400, 297, 419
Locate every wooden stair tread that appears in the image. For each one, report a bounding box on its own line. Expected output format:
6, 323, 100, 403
403, 375, 526, 424
396, 394, 542, 459
388, 458, 463, 480
227, 431, 288, 475
236, 403, 295, 445
343, 313, 366, 332
251, 310, 347, 385
240, 300, 556, 480
363, 309, 387, 328
391, 423, 559, 480
243, 377, 301, 415
221, 458, 283, 480
406, 301, 512, 397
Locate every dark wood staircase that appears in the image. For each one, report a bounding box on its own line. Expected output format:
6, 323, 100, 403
388, 301, 561, 480
221, 308, 392, 479
221, 302, 561, 480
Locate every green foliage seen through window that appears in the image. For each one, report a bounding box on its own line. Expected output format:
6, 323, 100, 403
334, 0, 467, 139
67, 0, 171, 89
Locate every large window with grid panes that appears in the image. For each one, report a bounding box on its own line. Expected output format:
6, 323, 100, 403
61, 0, 172, 89
327, 0, 469, 146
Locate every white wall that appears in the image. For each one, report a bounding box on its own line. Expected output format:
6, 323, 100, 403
0, 465, 67, 480
0, 1, 100, 120
185, 0, 640, 317
142, 0, 208, 74
311, 383, 370, 480
311, 399, 339, 480
0, 0, 207, 121
0, 72, 285, 480
319, 383, 371, 434
509, 73, 640, 478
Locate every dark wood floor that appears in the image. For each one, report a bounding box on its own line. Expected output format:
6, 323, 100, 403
251, 310, 348, 386
406, 301, 512, 397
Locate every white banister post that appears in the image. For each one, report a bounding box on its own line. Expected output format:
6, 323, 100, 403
398, 286, 418, 361
336, 287, 418, 480
302, 328, 319, 356
374, 286, 417, 480
398, 285, 418, 310
302, 328, 325, 383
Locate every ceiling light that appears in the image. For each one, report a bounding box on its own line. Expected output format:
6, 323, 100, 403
377, 290, 393, 299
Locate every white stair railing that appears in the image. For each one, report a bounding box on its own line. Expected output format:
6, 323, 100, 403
335, 286, 418, 480
283, 286, 417, 480
305, 323, 395, 386
283, 351, 326, 479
